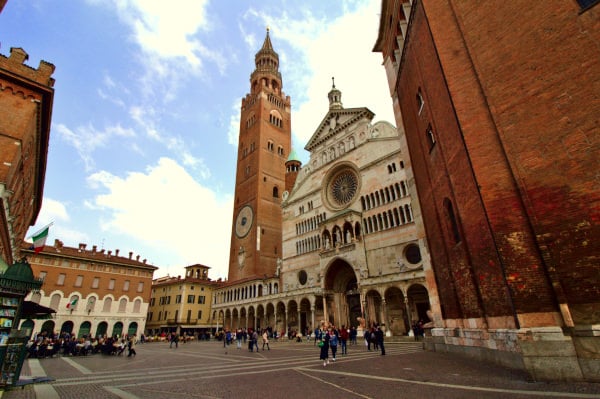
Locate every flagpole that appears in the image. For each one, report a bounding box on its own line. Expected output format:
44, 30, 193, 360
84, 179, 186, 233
28, 221, 54, 239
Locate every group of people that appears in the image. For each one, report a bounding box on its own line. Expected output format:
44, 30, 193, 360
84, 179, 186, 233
316, 323, 367, 367
219, 328, 272, 352
27, 331, 138, 358
363, 325, 386, 354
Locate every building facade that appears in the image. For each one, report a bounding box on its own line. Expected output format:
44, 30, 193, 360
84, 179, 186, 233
0, 47, 55, 268
19, 240, 157, 339
373, 0, 599, 381
212, 29, 432, 336
145, 264, 219, 337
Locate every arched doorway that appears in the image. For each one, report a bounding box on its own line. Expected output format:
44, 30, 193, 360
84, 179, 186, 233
299, 298, 312, 333
41, 320, 55, 336
112, 321, 123, 337
128, 322, 138, 336
407, 284, 431, 324
60, 321, 74, 336
385, 286, 409, 335
323, 258, 360, 328
275, 302, 286, 334
287, 300, 298, 334
78, 321, 91, 338
364, 290, 383, 328
96, 321, 108, 338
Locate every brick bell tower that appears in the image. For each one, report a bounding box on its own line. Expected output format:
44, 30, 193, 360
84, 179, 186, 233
228, 29, 291, 282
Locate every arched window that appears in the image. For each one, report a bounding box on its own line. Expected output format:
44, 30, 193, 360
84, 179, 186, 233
118, 298, 127, 313
103, 297, 112, 313
273, 186, 279, 198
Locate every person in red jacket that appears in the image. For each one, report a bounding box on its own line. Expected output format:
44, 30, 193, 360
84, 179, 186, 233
339, 325, 349, 355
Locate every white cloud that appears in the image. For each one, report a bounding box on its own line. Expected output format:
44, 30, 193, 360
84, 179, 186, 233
86, 158, 232, 279
54, 123, 137, 171
227, 100, 241, 147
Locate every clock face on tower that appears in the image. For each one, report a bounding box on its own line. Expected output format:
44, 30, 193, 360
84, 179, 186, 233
235, 205, 254, 238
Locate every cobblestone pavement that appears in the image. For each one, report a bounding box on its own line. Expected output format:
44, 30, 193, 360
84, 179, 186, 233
0, 339, 599, 399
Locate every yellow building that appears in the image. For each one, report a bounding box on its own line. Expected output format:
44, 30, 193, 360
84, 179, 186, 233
146, 264, 220, 339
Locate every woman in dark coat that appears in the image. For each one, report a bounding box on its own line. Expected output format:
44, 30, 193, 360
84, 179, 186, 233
319, 327, 331, 366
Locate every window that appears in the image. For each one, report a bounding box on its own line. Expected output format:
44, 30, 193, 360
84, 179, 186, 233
137, 282, 144, 292
417, 88, 424, 115
57, 273, 66, 286
405, 244, 422, 264
74, 275, 83, 287
38, 271, 47, 281
426, 124, 436, 150
108, 279, 115, 290
176, 295, 182, 304
444, 198, 462, 244
277, 146, 284, 156
118, 298, 127, 312
198, 295, 206, 304
92, 277, 100, 289
123, 280, 130, 291
103, 297, 112, 312
267, 141, 274, 151
187, 295, 195, 304
273, 186, 279, 198
197, 310, 202, 320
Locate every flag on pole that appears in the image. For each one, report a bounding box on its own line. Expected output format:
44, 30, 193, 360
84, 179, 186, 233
66, 297, 78, 309
31, 225, 50, 253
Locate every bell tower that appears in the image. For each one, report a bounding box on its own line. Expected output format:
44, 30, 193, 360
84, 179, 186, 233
228, 29, 291, 282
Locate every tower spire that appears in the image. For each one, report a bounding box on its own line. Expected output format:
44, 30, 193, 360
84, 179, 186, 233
328, 76, 343, 110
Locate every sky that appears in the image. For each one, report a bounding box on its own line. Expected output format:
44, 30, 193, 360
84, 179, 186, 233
0, 0, 394, 280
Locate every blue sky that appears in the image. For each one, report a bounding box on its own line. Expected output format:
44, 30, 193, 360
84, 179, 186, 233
0, 0, 394, 280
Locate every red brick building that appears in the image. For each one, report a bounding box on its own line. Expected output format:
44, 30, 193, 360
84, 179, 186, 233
374, 0, 599, 381
0, 47, 54, 267
228, 29, 291, 282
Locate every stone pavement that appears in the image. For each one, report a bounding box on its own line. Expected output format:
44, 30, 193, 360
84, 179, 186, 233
0, 338, 599, 399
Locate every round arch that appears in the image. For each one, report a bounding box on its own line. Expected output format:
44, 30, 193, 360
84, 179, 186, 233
60, 320, 74, 336
40, 320, 55, 337
384, 286, 409, 335
112, 321, 124, 337
96, 321, 108, 338
78, 321, 92, 338
323, 257, 360, 328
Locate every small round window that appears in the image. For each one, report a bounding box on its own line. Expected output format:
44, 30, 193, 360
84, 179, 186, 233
405, 244, 422, 265
298, 270, 308, 285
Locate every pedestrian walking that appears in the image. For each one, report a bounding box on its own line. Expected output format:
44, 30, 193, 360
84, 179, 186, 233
127, 334, 137, 357
262, 330, 270, 351
236, 328, 242, 349
318, 326, 330, 367
329, 326, 339, 361
169, 332, 178, 349
375, 325, 385, 355
252, 330, 259, 352
339, 325, 349, 355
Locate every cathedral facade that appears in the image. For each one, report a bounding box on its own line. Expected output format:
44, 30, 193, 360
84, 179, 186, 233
212, 30, 432, 337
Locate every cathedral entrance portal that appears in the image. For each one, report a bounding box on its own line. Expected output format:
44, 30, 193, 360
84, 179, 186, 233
324, 258, 359, 328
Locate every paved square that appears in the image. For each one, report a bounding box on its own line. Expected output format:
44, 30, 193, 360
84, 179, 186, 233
1, 339, 599, 399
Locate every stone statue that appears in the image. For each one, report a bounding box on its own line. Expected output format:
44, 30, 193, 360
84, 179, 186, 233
324, 236, 330, 249
346, 230, 351, 243
357, 317, 366, 329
